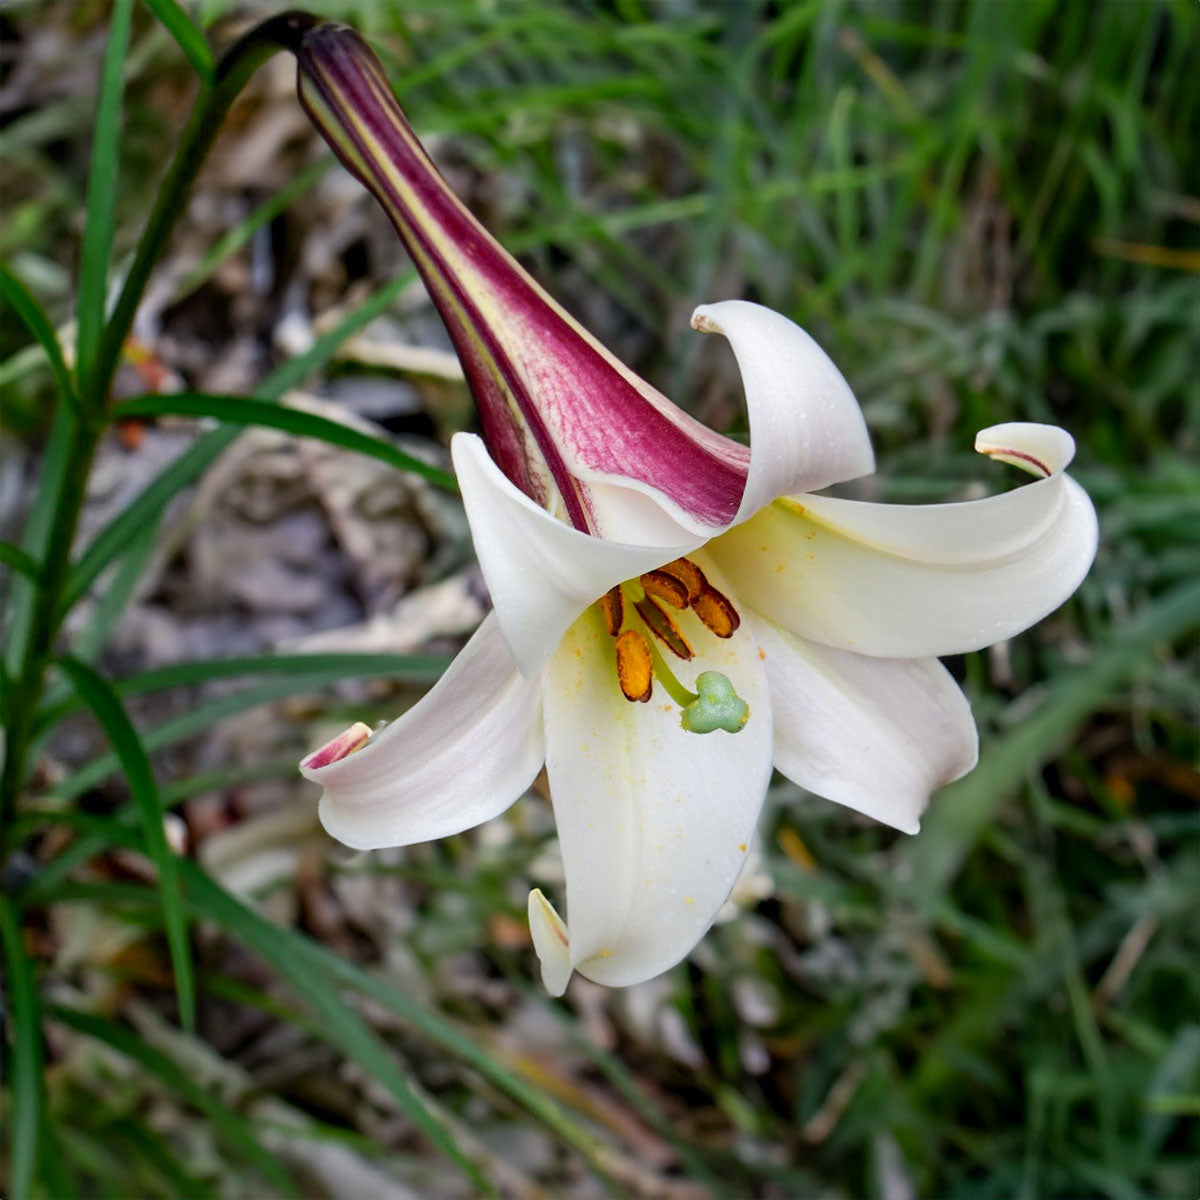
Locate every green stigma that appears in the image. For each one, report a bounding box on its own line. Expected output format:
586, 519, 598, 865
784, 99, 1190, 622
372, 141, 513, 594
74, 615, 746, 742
680, 671, 750, 735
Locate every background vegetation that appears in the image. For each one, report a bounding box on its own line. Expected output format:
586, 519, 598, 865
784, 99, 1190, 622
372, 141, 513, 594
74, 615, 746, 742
2, 1, 1198, 1197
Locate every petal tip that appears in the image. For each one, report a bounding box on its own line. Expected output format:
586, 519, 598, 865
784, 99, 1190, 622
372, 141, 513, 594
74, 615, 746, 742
300, 721, 374, 775
528, 888, 573, 997
974, 423, 1076, 477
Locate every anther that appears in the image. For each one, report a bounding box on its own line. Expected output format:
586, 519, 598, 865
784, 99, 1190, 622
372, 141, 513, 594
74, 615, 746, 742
692, 583, 740, 638
615, 629, 653, 702
634, 595, 693, 660
599, 586, 624, 636
639, 570, 689, 609
658, 557, 705, 604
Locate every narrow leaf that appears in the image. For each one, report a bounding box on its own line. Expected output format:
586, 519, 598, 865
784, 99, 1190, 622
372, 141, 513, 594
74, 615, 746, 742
46, 1005, 297, 1196
37, 650, 447, 731
143, 0, 213, 80
76, 0, 135, 384
0, 261, 76, 407
177, 869, 490, 1191
66, 270, 415, 610
50, 658, 446, 801
56, 655, 195, 1031
180, 863, 615, 1180
904, 577, 1200, 899
0, 896, 43, 1200
0, 540, 41, 582
6, 408, 72, 675
113, 391, 457, 491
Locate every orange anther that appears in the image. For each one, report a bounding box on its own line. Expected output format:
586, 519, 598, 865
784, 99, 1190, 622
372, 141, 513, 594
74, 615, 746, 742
658, 557, 705, 604
692, 583, 740, 638
639, 569, 689, 608
634, 595, 693, 660
599, 586, 624, 636
615, 630, 653, 702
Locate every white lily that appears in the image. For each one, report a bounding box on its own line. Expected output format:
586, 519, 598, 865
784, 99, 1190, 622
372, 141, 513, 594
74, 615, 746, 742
294, 25, 1098, 995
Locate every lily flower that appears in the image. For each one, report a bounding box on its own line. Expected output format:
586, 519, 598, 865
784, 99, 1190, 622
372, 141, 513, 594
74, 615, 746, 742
293, 24, 1097, 996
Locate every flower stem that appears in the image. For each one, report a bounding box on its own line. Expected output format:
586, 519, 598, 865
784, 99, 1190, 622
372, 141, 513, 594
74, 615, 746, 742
0, 12, 320, 857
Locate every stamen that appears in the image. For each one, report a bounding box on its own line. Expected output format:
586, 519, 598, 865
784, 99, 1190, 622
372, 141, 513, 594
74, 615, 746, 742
599, 586, 624, 636
658, 557, 705, 604
692, 582, 740, 638
634, 595, 693, 660
639, 569, 689, 608
615, 629, 653, 702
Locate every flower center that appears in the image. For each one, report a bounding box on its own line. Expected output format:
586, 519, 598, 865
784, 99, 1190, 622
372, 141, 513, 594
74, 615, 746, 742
598, 558, 750, 734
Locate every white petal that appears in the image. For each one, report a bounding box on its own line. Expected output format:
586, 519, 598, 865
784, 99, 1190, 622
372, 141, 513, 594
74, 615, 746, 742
710, 423, 1097, 658
690, 301, 875, 523
453, 432, 702, 675
540, 570, 773, 989
753, 615, 978, 833
302, 614, 544, 850
527, 888, 573, 997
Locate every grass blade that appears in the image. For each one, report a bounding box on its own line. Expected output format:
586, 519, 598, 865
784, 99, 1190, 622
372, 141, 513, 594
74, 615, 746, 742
0, 897, 43, 1200
904, 577, 1200, 901
0, 261, 76, 407
5, 407, 72, 676
178, 865, 536, 1194
36, 650, 447, 730
113, 392, 458, 491
75, 0, 135, 385
47, 655, 448, 801
0, 541, 41, 582
179, 864, 616, 1183
45, 1005, 298, 1196
65, 270, 416, 611
55, 655, 195, 1032
142, 0, 213, 80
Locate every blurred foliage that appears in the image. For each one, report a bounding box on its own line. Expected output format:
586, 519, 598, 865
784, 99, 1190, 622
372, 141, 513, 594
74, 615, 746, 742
2, 1, 1198, 1198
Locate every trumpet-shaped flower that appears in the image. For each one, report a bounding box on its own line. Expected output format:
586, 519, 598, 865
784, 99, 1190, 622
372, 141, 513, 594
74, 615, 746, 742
294, 24, 1098, 995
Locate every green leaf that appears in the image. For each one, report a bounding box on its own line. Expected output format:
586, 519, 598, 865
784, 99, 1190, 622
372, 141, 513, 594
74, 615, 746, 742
70, 511, 161, 664
63, 426, 232, 613
0, 261, 76, 407
0, 896, 43, 1200
6, 407, 72, 676
177, 868, 492, 1193
0, 540, 41, 582
173, 157, 331, 299
113, 392, 458, 491
903, 576, 1200, 901
48, 655, 447, 799
142, 0, 213, 80
55, 655, 195, 1032
46, 1005, 298, 1197
65, 270, 416, 612
75, 0, 135, 386
178, 863, 615, 1183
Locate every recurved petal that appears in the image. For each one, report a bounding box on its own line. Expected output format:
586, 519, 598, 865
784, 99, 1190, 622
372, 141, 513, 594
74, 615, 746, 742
453, 432, 703, 676
710, 422, 1097, 658
301, 613, 544, 850
690, 301, 875, 524
538, 574, 773, 991
752, 616, 978, 833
